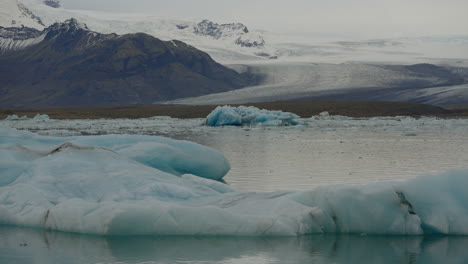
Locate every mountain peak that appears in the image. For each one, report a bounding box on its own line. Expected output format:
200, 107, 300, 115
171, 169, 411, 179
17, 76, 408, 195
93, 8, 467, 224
48, 18, 89, 32
193, 19, 249, 39
0, 18, 256, 108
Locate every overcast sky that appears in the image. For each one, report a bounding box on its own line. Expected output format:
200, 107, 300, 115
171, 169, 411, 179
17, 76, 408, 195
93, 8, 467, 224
60, 0, 468, 37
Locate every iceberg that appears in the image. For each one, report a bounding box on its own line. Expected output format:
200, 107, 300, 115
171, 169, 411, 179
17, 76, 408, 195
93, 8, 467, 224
1, 124, 468, 236
4, 114, 49, 121
204, 105, 300, 126
4, 115, 28, 121
33, 114, 50, 121
0, 125, 230, 181
310, 111, 349, 120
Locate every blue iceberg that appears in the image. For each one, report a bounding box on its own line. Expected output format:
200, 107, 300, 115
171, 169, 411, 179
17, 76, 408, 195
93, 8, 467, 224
1, 125, 468, 236
205, 105, 300, 126
0, 125, 230, 181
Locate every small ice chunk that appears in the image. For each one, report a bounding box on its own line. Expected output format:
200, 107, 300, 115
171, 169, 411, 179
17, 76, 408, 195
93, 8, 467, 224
4, 115, 29, 121
205, 105, 300, 126
310, 111, 349, 121
33, 114, 50, 121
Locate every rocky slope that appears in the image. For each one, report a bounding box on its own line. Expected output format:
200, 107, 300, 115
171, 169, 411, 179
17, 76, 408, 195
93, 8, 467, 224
0, 19, 256, 108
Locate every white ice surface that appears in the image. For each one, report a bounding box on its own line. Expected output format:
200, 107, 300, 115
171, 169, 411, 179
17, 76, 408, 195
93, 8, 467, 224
1, 124, 468, 236
204, 105, 300, 126
0, 0, 44, 29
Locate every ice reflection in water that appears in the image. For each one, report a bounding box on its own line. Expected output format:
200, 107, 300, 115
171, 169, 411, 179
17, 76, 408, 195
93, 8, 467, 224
1, 226, 467, 264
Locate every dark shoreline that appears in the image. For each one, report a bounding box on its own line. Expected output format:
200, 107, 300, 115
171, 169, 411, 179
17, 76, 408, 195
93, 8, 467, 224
1, 101, 468, 120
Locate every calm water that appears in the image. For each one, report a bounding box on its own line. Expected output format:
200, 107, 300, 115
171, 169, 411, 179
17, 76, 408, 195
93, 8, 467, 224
2, 226, 468, 264
184, 127, 468, 192
2, 117, 468, 263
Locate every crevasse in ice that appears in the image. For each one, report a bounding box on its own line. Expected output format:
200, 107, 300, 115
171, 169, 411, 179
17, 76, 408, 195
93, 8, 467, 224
1, 125, 468, 236
204, 105, 300, 126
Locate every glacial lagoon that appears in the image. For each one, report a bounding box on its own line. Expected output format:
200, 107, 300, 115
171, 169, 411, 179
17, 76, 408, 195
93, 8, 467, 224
1, 114, 468, 263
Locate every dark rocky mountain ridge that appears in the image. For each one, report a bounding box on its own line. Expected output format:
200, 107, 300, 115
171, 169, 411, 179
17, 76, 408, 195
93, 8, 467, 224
0, 19, 256, 108
43, 0, 61, 8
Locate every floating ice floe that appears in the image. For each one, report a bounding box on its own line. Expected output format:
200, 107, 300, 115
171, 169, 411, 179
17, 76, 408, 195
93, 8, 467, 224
33, 114, 50, 121
1, 124, 468, 236
4, 114, 50, 121
205, 105, 300, 126
310, 111, 350, 120
4, 115, 28, 121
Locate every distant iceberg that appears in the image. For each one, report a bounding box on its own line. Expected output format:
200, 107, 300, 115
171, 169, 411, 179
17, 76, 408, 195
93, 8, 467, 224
205, 105, 300, 126
4, 114, 50, 121
33, 114, 50, 121
4, 115, 28, 121
310, 111, 350, 120
1, 124, 468, 236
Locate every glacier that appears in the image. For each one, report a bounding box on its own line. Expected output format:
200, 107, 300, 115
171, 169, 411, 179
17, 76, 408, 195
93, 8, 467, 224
205, 105, 300, 126
1, 124, 468, 236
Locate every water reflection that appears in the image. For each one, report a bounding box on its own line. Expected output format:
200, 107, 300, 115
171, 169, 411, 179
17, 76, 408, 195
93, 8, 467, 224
1, 226, 467, 264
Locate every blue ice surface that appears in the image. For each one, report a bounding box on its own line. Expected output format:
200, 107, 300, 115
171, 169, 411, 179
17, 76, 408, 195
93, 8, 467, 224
0, 124, 230, 181
1, 124, 468, 236
204, 105, 300, 126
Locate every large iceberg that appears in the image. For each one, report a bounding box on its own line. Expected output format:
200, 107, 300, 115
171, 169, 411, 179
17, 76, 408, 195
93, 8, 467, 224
1, 125, 468, 236
0, 125, 230, 181
205, 105, 300, 126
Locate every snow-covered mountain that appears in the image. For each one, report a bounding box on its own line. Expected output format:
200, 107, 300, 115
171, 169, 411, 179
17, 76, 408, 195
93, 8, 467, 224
3, 0, 467, 66
192, 19, 265, 48
1, 0, 468, 107
0, 19, 256, 108
0, 26, 44, 52
0, 0, 271, 62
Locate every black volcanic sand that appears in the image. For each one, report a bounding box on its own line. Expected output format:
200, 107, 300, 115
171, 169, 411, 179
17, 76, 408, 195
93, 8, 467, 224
1, 101, 467, 120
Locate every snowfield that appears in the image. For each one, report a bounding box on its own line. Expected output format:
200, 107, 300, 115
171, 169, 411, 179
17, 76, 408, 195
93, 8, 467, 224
1, 123, 468, 236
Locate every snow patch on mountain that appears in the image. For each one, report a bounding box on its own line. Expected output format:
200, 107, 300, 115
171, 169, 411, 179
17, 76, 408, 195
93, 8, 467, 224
0, 0, 45, 29
0, 18, 117, 53
0, 26, 44, 52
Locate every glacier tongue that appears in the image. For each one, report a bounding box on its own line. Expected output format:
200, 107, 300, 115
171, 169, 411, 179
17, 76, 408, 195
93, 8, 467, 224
1, 124, 468, 236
